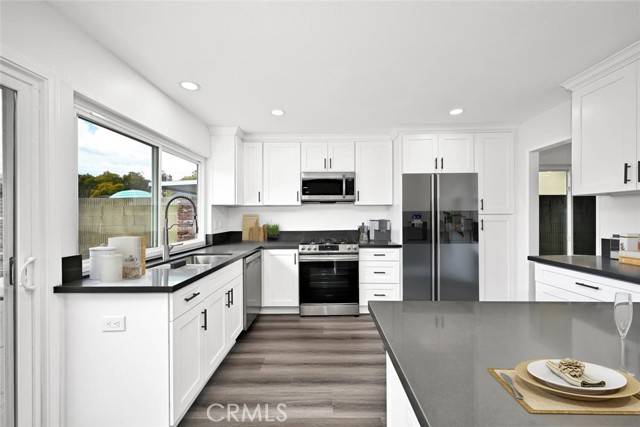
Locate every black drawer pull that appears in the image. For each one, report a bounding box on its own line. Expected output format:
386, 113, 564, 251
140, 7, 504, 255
201, 309, 208, 330
373, 254, 385, 257
373, 293, 386, 297
575, 282, 600, 291
184, 292, 200, 302
373, 271, 386, 274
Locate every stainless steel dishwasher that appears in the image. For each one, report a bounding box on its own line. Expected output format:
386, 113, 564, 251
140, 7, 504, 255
243, 251, 262, 330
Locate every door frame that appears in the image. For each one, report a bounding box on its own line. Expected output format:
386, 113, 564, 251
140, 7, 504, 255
1, 49, 63, 427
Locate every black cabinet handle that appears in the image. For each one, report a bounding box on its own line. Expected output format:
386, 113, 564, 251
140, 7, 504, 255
373, 271, 386, 274
575, 282, 600, 291
297, 191, 299, 202
357, 191, 360, 201
230, 288, 234, 305
201, 309, 208, 330
258, 191, 261, 202
624, 163, 631, 183
294, 253, 297, 265
330, 158, 332, 169
480, 219, 484, 231
324, 158, 327, 169
435, 157, 438, 170
373, 254, 385, 257
480, 199, 484, 211
373, 293, 386, 297
225, 290, 231, 308
441, 157, 444, 169
184, 292, 200, 302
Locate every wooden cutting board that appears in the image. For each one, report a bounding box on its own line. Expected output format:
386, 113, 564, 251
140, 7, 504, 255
242, 214, 260, 241
248, 219, 263, 242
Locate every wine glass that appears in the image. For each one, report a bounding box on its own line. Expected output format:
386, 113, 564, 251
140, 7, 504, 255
614, 292, 634, 376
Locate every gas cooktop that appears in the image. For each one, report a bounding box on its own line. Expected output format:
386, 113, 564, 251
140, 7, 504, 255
298, 236, 359, 254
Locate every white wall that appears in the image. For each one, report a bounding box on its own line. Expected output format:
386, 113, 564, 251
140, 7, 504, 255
516, 101, 571, 300
227, 205, 394, 233
0, 1, 210, 156
598, 194, 640, 240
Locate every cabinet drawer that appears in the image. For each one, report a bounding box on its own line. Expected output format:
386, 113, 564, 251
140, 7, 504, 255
535, 282, 599, 302
359, 287, 400, 305
359, 262, 400, 283
200, 261, 243, 297
171, 284, 203, 321
359, 248, 400, 261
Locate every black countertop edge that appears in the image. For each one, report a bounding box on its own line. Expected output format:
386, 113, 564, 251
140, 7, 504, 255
527, 255, 640, 285
369, 301, 430, 427
359, 242, 402, 248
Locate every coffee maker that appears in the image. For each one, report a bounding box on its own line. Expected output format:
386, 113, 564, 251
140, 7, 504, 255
369, 219, 391, 242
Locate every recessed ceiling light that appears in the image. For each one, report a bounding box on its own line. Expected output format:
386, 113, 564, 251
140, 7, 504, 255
449, 108, 464, 116
271, 109, 286, 116
180, 81, 200, 91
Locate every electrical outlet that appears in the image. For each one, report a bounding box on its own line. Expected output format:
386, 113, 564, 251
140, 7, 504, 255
102, 315, 126, 332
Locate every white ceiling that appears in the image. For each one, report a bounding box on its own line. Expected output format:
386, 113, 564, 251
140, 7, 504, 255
48, 1, 640, 134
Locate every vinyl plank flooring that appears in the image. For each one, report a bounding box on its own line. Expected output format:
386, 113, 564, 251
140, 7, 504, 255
178, 314, 386, 426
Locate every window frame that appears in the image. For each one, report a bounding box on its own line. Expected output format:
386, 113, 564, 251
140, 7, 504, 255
75, 95, 206, 271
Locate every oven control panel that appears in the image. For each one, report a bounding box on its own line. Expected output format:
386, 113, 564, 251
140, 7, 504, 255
298, 244, 359, 253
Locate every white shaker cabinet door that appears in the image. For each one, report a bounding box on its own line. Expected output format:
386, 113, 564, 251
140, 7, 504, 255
263, 250, 299, 307
263, 142, 301, 205
402, 134, 438, 173
170, 305, 205, 425
202, 289, 226, 379
475, 133, 515, 214
225, 276, 244, 344
438, 133, 475, 173
479, 215, 515, 301
355, 140, 393, 205
301, 142, 328, 172
572, 62, 638, 195
242, 142, 263, 205
328, 141, 355, 172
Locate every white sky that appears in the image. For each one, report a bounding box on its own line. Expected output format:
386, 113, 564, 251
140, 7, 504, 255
77, 118, 196, 180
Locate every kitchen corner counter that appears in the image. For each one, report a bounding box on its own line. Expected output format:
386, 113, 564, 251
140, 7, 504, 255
359, 241, 402, 248
54, 240, 300, 294
528, 255, 640, 285
369, 300, 640, 427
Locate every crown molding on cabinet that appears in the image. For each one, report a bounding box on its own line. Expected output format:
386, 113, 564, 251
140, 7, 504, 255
242, 133, 391, 142
561, 40, 640, 92
390, 124, 519, 140
208, 126, 245, 138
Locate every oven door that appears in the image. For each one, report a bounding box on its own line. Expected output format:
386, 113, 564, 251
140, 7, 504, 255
299, 255, 359, 304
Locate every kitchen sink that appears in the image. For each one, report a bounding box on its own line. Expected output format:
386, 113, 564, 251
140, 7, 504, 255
161, 253, 234, 269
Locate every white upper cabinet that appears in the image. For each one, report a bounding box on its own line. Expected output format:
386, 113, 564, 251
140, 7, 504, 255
402, 133, 474, 174
355, 140, 393, 205
437, 134, 475, 173
242, 142, 263, 205
566, 59, 639, 195
210, 130, 243, 205
475, 133, 515, 214
301, 141, 355, 172
263, 142, 301, 205
402, 134, 438, 173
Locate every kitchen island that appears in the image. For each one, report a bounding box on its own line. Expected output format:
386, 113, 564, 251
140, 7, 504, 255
369, 301, 640, 427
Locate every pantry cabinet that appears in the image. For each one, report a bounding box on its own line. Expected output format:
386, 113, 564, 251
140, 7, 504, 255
263, 249, 299, 307
301, 141, 355, 172
565, 59, 639, 195
242, 142, 263, 205
263, 142, 301, 205
355, 140, 393, 205
475, 133, 515, 214
402, 133, 474, 174
479, 215, 515, 301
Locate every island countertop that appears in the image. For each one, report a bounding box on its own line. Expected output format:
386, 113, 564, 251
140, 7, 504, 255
369, 301, 640, 427
528, 255, 640, 285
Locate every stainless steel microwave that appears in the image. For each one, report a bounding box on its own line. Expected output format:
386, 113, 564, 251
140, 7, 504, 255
301, 172, 355, 203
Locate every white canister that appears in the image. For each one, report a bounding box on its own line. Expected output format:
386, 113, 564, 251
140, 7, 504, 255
89, 246, 116, 280
100, 254, 123, 282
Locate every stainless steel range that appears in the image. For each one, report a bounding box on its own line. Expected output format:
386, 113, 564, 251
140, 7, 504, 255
298, 237, 359, 316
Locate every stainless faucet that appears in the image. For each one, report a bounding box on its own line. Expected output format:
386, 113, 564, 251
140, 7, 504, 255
163, 195, 199, 261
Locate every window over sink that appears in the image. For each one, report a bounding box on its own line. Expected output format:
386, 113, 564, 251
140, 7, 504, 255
76, 97, 203, 264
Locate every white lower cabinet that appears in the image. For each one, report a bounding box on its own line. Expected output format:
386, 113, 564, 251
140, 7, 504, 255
224, 276, 244, 342
359, 248, 401, 313
203, 287, 227, 378
534, 263, 640, 302
263, 249, 299, 308
386, 353, 421, 427
479, 215, 515, 301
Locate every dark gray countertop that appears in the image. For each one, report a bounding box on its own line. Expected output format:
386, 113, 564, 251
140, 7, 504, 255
54, 240, 299, 294
369, 301, 640, 427
528, 255, 640, 285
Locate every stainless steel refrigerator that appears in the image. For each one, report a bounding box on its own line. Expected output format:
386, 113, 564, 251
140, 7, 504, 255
402, 174, 479, 301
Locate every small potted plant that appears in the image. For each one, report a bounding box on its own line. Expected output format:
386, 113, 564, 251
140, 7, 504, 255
266, 223, 280, 241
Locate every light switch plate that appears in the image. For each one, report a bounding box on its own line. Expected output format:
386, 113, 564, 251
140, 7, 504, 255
102, 315, 126, 332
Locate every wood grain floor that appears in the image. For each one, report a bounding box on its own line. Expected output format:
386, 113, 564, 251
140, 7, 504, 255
179, 314, 386, 427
